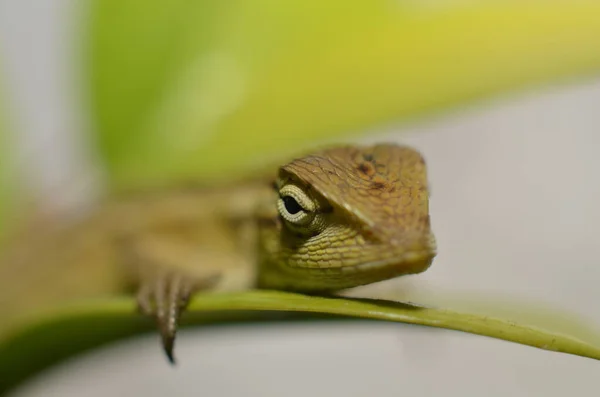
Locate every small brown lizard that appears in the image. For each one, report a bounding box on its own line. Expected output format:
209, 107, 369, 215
0, 143, 436, 362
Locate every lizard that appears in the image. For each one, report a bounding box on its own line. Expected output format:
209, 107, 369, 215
0, 143, 436, 362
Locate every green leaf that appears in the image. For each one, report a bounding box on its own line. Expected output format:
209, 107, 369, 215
2, 291, 600, 394
87, 0, 600, 189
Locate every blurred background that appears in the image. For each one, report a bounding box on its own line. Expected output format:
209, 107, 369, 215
1, 1, 600, 396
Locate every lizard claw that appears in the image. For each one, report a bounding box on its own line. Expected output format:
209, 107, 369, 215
137, 273, 195, 364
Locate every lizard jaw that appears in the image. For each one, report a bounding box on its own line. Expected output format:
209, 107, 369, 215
261, 250, 435, 293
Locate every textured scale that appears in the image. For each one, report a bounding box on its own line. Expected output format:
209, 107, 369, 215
282, 145, 431, 247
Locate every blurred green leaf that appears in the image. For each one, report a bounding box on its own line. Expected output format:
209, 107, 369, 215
2, 291, 600, 394
88, 0, 600, 189
0, 64, 21, 247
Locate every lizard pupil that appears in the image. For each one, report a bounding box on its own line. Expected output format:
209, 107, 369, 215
283, 196, 303, 215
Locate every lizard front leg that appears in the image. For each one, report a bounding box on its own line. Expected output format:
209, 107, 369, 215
134, 266, 219, 363
116, 224, 253, 363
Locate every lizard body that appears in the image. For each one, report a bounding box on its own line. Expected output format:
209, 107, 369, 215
0, 143, 436, 361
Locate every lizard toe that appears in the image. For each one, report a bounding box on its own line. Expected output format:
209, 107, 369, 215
136, 273, 195, 364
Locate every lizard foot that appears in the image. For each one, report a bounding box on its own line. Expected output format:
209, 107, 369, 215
136, 272, 218, 363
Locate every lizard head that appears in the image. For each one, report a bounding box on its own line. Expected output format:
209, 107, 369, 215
256, 143, 436, 292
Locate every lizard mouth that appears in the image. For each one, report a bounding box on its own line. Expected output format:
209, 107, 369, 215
340, 252, 434, 286
283, 250, 435, 292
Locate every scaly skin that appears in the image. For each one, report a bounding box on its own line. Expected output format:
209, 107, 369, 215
257, 144, 435, 292
0, 143, 436, 362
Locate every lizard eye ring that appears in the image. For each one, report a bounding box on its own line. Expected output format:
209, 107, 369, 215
277, 184, 316, 226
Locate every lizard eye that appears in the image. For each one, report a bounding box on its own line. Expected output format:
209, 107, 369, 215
277, 184, 316, 226
282, 196, 302, 215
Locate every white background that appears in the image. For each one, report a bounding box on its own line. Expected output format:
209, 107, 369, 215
1, 1, 599, 396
